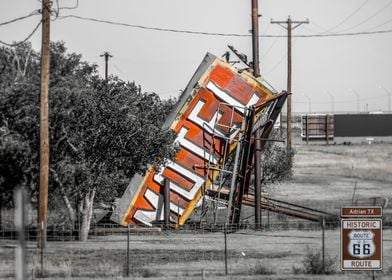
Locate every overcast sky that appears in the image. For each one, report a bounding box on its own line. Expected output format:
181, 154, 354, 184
1, 0, 392, 113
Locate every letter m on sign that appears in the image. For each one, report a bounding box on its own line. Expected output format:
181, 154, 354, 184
111, 53, 276, 226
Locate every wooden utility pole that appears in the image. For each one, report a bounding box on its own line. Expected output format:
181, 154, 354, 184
251, 0, 260, 78
251, 0, 262, 230
271, 16, 309, 149
100, 51, 112, 80
38, 0, 51, 249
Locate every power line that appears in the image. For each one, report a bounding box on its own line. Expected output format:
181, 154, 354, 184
262, 27, 303, 75
260, 28, 283, 60
0, 10, 40, 26
0, 20, 42, 47
58, 15, 251, 37
113, 64, 129, 81
57, 0, 79, 10
262, 51, 287, 75
58, 15, 392, 38
366, 16, 392, 31
336, 0, 392, 33
52, 0, 79, 20
319, 0, 369, 33
271, 17, 309, 149
278, 29, 392, 37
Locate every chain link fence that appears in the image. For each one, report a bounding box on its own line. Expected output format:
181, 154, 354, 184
1, 221, 391, 279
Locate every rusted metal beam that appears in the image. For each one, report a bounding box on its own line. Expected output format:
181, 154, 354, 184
230, 108, 255, 225
243, 196, 321, 222
208, 189, 333, 223
254, 127, 262, 230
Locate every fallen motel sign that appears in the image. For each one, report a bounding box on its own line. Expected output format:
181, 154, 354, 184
341, 207, 383, 270
111, 53, 283, 226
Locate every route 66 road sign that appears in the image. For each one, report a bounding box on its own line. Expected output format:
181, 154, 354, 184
341, 219, 382, 270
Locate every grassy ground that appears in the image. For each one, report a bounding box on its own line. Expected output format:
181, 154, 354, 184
1, 229, 391, 279
270, 141, 392, 212
1, 138, 391, 279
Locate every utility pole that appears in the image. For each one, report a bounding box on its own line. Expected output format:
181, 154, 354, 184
251, 0, 262, 230
349, 89, 360, 113
38, 0, 51, 249
379, 85, 391, 112
326, 91, 334, 113
251, 0, 260, 77
100, 51, 112, 81
271, 16, 309, 149
303, 93, 311, 113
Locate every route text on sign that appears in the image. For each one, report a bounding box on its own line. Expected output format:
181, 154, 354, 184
341, 218, 382, 271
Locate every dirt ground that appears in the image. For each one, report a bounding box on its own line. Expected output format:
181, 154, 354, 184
1, 138, 391, 279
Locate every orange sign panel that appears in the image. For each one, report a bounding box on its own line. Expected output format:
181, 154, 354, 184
111, 53, 275, 226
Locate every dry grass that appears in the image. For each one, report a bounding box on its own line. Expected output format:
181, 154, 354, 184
2, 228, 391, 279
1, 142, 392, 279
270, 143, 392, 213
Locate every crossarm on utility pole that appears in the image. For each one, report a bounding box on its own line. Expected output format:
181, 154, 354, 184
271, 16, 309, 150
100, 51, 113, 81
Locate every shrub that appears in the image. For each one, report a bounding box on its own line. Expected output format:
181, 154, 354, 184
250, 262, 275, 275
140, 268, 161, 278
292, 265, 302, 274
301, 247, 336, 274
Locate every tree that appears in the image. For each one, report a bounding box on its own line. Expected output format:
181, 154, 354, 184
260, 129, 295, 186
0, 42, 40, 215
0, 42, 175, 239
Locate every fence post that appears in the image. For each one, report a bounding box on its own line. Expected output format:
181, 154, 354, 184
14, 187, 27, 280
224, 223, 228, 275
177, 197, 180, 230
127, 224, 130, 277
306, 115, 309, 144
163, 179, 170, 229
322, 217, 325, 274
325, 114, 329, 145
40, 221, 44, 274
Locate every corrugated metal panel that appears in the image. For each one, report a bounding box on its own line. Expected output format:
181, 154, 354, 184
334, 114, 392, 137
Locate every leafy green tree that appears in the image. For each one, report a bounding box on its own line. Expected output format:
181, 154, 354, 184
0, 42, 175, 239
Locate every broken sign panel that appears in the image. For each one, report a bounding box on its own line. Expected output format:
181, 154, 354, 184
111, 53, 275, 226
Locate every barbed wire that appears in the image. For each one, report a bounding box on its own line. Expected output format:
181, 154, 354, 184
293, 93, 388, 105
